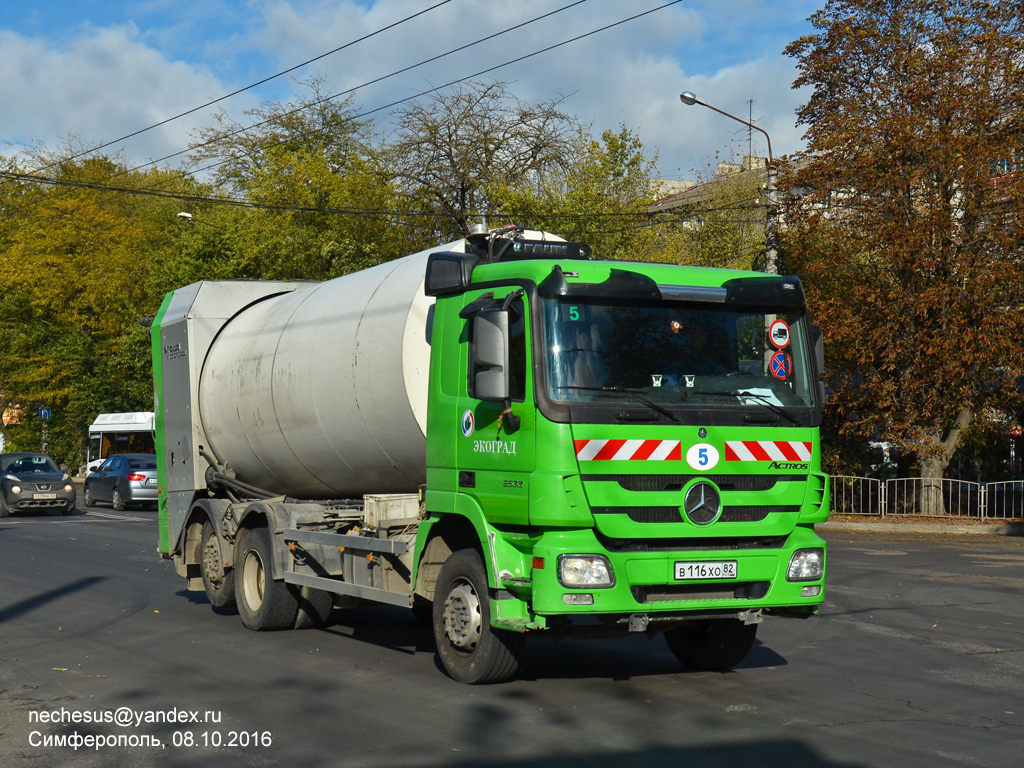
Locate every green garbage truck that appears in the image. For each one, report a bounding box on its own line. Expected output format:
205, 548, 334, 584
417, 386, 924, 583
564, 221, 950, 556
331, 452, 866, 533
151, 225, 828, 683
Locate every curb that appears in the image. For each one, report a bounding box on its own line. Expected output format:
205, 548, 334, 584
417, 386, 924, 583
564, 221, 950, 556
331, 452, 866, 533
821, 518, 1024, 537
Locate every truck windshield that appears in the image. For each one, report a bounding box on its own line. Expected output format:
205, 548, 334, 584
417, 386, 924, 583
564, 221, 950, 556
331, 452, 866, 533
541, 296, 817, 417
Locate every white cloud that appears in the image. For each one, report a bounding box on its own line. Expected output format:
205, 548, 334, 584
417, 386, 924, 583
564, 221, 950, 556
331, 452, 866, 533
0, 24, 242, 168
0, 0, 816, 178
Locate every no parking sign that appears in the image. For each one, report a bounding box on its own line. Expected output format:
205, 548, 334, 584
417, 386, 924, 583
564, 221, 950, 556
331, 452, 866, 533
769, 351, 792, 380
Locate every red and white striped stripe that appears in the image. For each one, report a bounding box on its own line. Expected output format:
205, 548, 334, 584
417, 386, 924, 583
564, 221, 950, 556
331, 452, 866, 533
574, 439, 681, 462
725, 440, 812, 462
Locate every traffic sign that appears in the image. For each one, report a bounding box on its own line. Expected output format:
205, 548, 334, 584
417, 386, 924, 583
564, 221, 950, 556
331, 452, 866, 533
769, 319, 790, 349
769, 352, 792, 380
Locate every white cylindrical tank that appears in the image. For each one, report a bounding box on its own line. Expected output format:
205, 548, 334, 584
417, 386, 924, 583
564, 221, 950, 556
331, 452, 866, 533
198, 241, 457, 498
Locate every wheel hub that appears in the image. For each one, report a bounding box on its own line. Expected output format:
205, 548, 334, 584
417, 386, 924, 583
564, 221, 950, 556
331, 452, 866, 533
443, 580, 481, 650
202, 536, 223, 586
241, 550, 266, 609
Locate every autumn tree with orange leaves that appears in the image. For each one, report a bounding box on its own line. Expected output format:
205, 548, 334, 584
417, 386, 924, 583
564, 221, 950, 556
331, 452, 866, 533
781, 0, 1024, 507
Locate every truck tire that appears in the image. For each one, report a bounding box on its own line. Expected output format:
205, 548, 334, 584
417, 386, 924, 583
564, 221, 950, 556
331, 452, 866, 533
294, 587, 334, 629
111, 487, 126, 512
665, 619, 758, 671
201, 521, 236, 610
236, 526, 299, 630
433, 549, 523, 684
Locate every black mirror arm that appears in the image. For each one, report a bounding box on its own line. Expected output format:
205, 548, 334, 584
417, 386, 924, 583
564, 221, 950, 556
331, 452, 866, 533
499, 400, 521, 433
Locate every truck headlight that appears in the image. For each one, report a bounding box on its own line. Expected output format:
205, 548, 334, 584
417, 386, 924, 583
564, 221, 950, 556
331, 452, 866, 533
788, 549, 824, 581
558, 555, 614, 588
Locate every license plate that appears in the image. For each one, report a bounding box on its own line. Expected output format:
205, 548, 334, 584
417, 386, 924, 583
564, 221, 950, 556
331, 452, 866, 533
146, 478, 157, 486
675, 561, 738, 580
33, 493, 57, 500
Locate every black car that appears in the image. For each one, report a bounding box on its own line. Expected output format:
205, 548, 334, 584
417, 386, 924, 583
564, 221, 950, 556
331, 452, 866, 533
83, 453, 158, 511
0, 452, 76, 517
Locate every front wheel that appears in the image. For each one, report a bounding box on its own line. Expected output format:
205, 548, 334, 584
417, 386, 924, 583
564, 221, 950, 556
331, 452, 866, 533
665, 618, 758, 671
433, 549, 523, 684
236, 526, 299, 630
200, 521, 236, 609
83, 484, 94, 508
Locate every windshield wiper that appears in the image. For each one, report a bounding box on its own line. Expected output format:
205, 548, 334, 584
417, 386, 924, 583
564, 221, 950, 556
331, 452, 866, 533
557, 385, 681, 424
698, 390, 803, 426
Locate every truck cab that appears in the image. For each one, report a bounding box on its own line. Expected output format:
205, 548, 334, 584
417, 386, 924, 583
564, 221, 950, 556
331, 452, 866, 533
419, 234, 827, 679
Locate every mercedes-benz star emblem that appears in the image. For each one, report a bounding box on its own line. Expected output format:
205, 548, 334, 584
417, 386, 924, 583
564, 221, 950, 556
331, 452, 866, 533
682, 481, 722, 525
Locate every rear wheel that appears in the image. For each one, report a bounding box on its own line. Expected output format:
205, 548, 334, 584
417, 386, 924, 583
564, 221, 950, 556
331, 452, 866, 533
433, 549, 523, 684
200, 521, 236, 609
665, 619, 758, 671
236, 526, 299, 630
111, 487, 125, 512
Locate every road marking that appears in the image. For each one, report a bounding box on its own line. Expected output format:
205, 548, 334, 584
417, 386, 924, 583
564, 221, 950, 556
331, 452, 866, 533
86, 510, 152, 522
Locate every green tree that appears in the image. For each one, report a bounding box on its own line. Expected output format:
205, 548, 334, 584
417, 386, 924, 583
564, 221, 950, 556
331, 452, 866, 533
0, 151, 188, 466
497, 126, 660, 259
657, 158, 768, 270
386, 81, 579, 241
782, 0, 1024, 507
188, 78, 411, 278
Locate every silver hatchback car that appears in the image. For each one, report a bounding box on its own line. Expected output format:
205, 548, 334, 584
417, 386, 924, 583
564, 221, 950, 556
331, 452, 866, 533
84, 453, 158, 511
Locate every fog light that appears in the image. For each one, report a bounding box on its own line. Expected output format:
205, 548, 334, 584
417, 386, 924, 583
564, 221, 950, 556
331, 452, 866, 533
562, 593, 595, 605
11, 485, 22, 494
801, 585, 822, 597
788, 549, 824, 581
64, 484, 74, 493
558, 555, 613, 588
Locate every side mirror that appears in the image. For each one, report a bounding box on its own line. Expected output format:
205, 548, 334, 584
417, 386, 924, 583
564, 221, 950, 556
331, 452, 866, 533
474, 309, 511, 401
809, 323, 826, 419
425, 252, 479, 297
809, 323, 824, 376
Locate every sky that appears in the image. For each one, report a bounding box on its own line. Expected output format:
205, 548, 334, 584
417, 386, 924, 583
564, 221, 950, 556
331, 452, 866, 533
0, 0, 823, 182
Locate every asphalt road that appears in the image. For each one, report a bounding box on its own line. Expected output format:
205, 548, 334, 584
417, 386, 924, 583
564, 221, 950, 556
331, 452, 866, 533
1, 500, 1022, 768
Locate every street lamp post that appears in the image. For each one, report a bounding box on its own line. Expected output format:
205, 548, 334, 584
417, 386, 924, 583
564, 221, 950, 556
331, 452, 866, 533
679, 91, 779, 274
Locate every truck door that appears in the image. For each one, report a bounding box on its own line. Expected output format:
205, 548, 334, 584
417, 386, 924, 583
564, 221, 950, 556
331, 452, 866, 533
456, 289, 536, 526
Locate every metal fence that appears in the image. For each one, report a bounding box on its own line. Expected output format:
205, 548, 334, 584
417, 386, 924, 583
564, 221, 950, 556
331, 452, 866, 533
830, 477, 1024, 519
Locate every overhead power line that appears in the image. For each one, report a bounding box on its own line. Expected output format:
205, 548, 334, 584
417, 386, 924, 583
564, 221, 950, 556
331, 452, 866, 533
8, 0, 686, 226
0, 168, 677, 222
33, 0, 454, 174
128, 0, 600, 177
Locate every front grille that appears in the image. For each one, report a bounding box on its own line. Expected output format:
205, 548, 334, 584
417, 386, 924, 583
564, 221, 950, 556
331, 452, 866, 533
632, 581, 770, 603
582, 474, 805, 493
592, 505, 800, 523
597, 533, 789, 553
